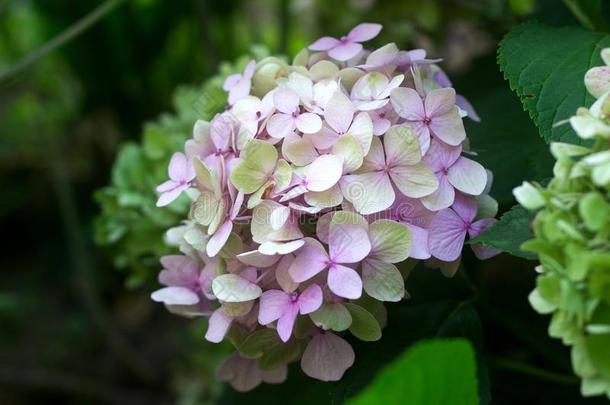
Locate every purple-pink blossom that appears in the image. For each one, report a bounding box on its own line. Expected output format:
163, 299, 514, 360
309, 23, 382, 61
151, 22, 499, 391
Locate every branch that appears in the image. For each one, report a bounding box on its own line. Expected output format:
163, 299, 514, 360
0, 0, 125, 86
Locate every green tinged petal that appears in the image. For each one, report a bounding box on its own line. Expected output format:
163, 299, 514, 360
344, 303, 382, 341
362, 259, 405, 302
579, 192, 610, 231
212, 273, 262, 302
273, 159, 293, 191
230, 140, 278, 193
310, 303, 352, 332
332, 135, 364, 173
384, 125, 421, 166
368, 219, 412, 263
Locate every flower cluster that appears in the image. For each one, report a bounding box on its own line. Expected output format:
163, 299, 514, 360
514, 49, 610, 398
152, 23, 498, 391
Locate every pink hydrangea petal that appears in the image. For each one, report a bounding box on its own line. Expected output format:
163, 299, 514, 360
412, 122, 431, 154
347, 23, 383, 42
277, 304, 299, 342
328, 42, 363, 61
447, 157, 488, 196
390, 87, 424, 120
325, 91, 355, 134
151, 286, 199, 306
156, 183, 187, 207
327, 264, 363, 299
329, 224, 371, 263
210, 114, 233, 152
156, 179, 178, 193
420, 173, 455, 211
243, 60, 256, 79
372, 116, 391, 135
205, 309, 233, 343
206, 220, 233, 257
274, 88, 300, 114
468, 217, 496, 239
309, 36, 340, 51
433, 68, 452, 88
306, 126, 340, 150
228, 78, 251, 105
301, 333, 355, 381
217, 353, 263, 392
258, 289, 290, 325
296, 112, 323, 134
305, 154, 344, 192
267, 113, 296, 139
456, 94, 481, 122
428, 208, 468, 262
468, 218, 501, 259
423, 138, 462, 172
168, 152, 190, 181
288, 238, 329, 282
240, 266, 258, 283
406, 224, 431, 260
298, 284, 323, 315
261, 366, 288, 384
223, 74, 241, 91
452, 192, 478, 223
428, 109, 466, 146
159, 255, 199, 286
424, 88, 456, 117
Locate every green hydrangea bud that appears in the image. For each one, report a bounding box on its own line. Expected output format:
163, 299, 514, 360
517, 48, 610, 399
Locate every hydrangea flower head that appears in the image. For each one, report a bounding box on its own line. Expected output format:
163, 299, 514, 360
152, 23, 498, 390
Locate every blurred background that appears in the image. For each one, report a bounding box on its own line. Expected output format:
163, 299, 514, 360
1, 0, 608, 403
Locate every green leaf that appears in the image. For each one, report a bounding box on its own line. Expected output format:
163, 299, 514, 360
347, 339, 478, 405
470, 205, 536, 260
344, 303, 382, 342
458, 54, 552, 203
218, 300, 489, 405
498, 21, 610, 144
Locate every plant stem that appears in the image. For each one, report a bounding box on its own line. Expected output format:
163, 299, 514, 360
563, 0, 610, 32
0, 0, 125, 86
490, 356, 580, 385
46, 132, 156, 383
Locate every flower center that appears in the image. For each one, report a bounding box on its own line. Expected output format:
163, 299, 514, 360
423, 116, 432, 125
